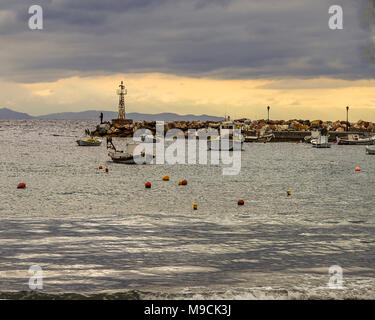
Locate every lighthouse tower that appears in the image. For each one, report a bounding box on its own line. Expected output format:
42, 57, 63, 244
117, 81, 127, 120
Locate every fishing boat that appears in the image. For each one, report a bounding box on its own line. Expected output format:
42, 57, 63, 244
107, 140, 154, 164
207, 122, 244, 150
336, 134, 375, 145
366, 146, 375, 154
244, 133, 274, 143
311, 135, 331, 148
140, 134, 160, 143
76, 137, 102, 146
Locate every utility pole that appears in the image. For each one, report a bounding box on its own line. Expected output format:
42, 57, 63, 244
346, 106, 349, 132
267, 106, 270, 123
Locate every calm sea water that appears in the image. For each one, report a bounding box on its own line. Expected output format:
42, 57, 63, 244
0, 119, 374, 299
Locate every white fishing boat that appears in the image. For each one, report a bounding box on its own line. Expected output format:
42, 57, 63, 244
76, 137, 102, 146
140, 134, 160, 143
244, 133, 274, 143
337, 134, 375, 145
207, 122, 244, 151
366, 146, 375, 154
107, 141, 154, 164
311, 135, 331, 148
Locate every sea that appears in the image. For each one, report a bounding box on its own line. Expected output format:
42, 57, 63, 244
0, 119, 374, 299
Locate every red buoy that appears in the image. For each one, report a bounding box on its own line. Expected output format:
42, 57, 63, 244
181, 180, 188, 185
105, 168, 109, 173
99, 166, 103, 169
17, 183, 26, 189
355, 167, 361, 172
145, 182, 151, 188
238, 200, 244, 206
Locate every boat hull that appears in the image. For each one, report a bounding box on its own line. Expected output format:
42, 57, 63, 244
207, 139, 243, 151
76, 139, 102, 146
366, 146, 375, 154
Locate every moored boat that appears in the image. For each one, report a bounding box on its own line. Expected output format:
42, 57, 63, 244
76, 137, 102, 146
366, 146, 375, 154
107, 140, 154, 164
337, 134, 375, 145
244, 133, 274, 143
311, 135, 331, 148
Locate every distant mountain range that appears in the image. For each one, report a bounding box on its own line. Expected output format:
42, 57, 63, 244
0, 108, 223, 122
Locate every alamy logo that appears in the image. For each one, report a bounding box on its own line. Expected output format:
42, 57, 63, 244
328, 265, 343, 289
28, 5, 43, 30
329, 5, 343, 30
28, 265, 43, 290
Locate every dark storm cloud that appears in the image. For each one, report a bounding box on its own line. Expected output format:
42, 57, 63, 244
0, 0, 374, 82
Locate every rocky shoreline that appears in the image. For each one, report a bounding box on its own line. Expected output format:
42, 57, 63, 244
91, 118, 375, 138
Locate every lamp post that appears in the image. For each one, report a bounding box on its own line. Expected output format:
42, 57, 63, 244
346, 106, 349, 132
267, 106, 270, 123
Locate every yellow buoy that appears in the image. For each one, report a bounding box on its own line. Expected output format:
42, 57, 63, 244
193, 202, 198, 210
162, 175, 170, 181
287, 190, 291, 196
178, 180, 183, 185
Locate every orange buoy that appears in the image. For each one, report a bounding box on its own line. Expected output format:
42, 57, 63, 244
193, 202, 198, 210
238, 200, 244, 206
105, 168, 109, 173
17, 183, 26, 189
355, 167, 361, 172
99, 166, 103, 169
145, 182, 151, 188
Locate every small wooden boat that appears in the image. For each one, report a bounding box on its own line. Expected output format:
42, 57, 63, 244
76, 137, 102, 146
311, 135, 331, 148
337, 134, 375, 145
366, 146, 375, 154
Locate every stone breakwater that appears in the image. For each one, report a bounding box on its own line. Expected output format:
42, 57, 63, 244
91, 119, 375, 138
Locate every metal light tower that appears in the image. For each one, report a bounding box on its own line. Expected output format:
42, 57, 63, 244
117, 81, 127, 120
346, 106, 349, 132
267, 106, 270, 123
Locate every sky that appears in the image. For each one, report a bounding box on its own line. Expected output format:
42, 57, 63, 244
0, 0, 375, 120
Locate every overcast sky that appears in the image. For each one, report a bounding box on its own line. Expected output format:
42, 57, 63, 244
1, 0, 375, 120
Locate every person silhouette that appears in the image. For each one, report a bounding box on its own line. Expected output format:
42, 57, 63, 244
100, 112, 103, 124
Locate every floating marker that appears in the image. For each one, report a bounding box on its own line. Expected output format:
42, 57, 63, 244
238, 200, 244, 206
162, 175, 170, 181
287, 190, 291, 196
17, 183, 26, 189
355, 167, 361, 172
105, 168, 109, 173
193, 202, 198, 210
178, 180, 183, 185
99, 166, 103, 169
182, 180, 188, 185
145, 182, 151, 188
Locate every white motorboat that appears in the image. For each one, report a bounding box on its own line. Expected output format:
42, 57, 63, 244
207, 121, 244, 151
311, 135, 331, 148
76, 137, 102, 146
107, 142, 154, 164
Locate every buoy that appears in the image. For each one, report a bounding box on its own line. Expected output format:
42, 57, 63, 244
238, 200, 244, 206
17, 183, 26, 189
178, 180, 183, 185
145, 182, 151, 188
355, 167, 361, 172
162, 175, 170, 181
182, 180, 188, 185
99, 166, 103, 169
287, 190, 291, 196
105, 168, 109, 173
193, 202, 198, 210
